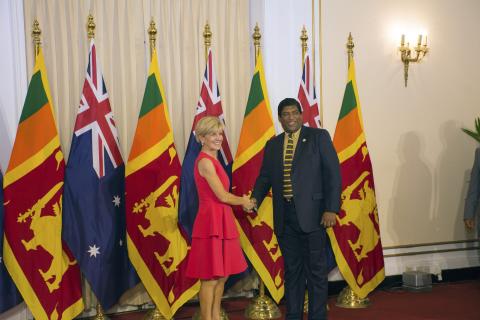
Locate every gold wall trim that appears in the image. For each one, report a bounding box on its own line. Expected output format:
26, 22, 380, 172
318, 0, 324, 126
383, 239, 479, 250
384, 246, 480, 258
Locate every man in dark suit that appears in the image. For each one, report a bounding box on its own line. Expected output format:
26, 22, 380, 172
250, 98, 341, 320
465, 147, 480, 235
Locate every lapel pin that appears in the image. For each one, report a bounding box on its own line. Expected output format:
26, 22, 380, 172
302, 138, 307, 142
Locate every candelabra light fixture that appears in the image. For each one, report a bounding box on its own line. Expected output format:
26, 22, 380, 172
399, 34, 428, 87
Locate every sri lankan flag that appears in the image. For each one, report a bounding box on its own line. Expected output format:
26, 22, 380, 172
2, 49, 83, 319
126, 49, 199, 319
328, 58, 385, 298
231, 52, 283, 303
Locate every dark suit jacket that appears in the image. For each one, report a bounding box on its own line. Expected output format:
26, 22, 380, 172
465, 147, 480, 222
252, 126, 342, 235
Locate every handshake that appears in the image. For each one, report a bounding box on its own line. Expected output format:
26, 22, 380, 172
240, 196, 257, 213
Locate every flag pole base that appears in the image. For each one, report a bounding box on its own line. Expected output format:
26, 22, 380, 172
192, 307, 229, 320
336, 286, 370, 309
245, 294, 281, 319
143, 307, 166, 320
245, 280, 281, 319
93, 304, 110, 320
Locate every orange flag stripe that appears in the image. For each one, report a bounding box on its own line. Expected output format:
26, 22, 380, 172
128, 103, 170, 161
333, 108, 362, 153
7, 104, 57, 170
235, 100, 272, 155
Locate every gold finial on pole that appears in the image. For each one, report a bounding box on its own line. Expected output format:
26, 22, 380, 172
300, 26, 308, 63
252, 23, 261, 63
87, 14, 96, 40
203, 22, 212, 61
148, 19, 157, 60
347, 32, 354, 67
32, 19, 42, 57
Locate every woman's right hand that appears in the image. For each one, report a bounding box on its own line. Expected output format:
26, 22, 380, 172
241, 195, 254, 211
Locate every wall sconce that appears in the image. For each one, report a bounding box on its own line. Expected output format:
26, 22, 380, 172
399, 34, 428, 87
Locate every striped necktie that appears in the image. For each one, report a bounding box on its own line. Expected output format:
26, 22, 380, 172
283, 133, 294, 199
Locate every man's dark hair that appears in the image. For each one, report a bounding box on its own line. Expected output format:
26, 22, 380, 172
278, 98, 302, 116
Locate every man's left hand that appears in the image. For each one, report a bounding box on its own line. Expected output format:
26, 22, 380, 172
321, 211, 337, 228
465, 218, 475, 230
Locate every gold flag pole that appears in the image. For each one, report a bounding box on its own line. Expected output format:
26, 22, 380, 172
87, 14, 95, 40
192, 22, 229, 320
244, 23, 281, 320
252, 23, 261, 61
317, 0, 324, 127
93, 303, 108, 320
347, 32, 354, 68
335, 32, 370, 310
142, 19, 168, 320
148, 19, 157, 60
300, 26, 308, 65
311, 0, 315, 85
32, 19, 41, 57
203, 22, 212, 61
299, 25, 310, 315
86, 13, 112, 320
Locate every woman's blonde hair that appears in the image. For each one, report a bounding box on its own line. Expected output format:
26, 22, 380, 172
195, 116, 224, 143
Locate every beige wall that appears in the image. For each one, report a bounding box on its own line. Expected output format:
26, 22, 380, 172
321, 0, 480, 246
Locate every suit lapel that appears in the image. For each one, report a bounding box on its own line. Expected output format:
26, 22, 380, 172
277, 133, 285, 175
292, 126, 307, 173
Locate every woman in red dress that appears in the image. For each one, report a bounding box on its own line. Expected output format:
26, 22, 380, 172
186, 116, 252, 320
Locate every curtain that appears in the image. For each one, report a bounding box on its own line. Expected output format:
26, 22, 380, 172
23, 0, 251, 309
23, 0, 251, 160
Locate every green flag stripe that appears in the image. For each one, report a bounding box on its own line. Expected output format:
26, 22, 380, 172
244, 72, 264, 117
139, 74, 163, 118
338, 81, 357, 120
19, 71, 49, 122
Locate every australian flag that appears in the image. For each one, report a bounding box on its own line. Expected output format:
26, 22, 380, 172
62, 40, 138, 310
179, 48, 233, 238
0, 169, 22, 313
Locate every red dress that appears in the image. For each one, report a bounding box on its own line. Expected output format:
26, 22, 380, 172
186, 151, 247, 279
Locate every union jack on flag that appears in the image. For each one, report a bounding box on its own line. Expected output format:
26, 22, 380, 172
297, 52, 321, 128
179, 48, 233, 238
193, 48, 232, 163
73, 43, 123, 177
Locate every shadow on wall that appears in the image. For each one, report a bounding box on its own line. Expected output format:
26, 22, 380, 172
435, 120, 473, 241
0, 100, 13, 170
388, 131, 433, 244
